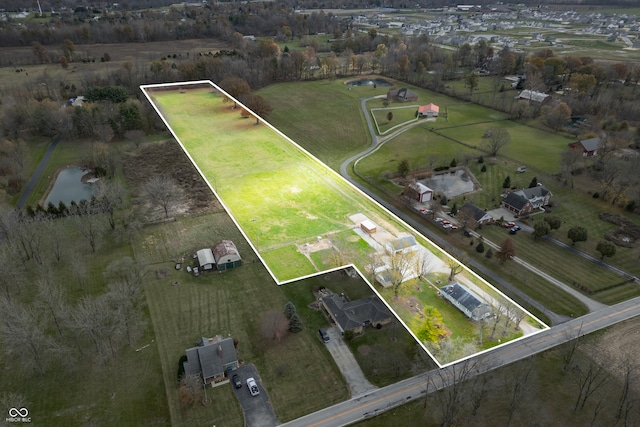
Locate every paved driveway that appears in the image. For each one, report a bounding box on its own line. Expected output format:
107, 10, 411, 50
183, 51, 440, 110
324, 326, 377, 397
231, 364, 279, 427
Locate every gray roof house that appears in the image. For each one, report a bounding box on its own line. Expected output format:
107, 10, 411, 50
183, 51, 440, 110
183, 336, 239, 385
387, 87, 418, 102
502, 186, 552, 216
516, 90, 552, 106
440, 282, 492, 321
320, 293, 393, 335
459, 202, 493, 225
569, 137, 600, 157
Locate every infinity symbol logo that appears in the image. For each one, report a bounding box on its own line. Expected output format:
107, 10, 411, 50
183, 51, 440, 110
8, 407, 28, 417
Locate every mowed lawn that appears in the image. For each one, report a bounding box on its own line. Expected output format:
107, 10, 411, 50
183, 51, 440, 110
147, 86, 403, 281
137, 213, 348, 426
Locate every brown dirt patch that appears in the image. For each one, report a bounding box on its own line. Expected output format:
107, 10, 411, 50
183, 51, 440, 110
122, 139, 222, 219
358, 345, 372, 356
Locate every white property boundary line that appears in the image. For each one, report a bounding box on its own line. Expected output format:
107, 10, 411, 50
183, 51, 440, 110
140, 80, 549, 369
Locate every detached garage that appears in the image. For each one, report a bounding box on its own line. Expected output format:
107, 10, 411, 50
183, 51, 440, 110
197, 248, 215, 271
213, 240, 242, 271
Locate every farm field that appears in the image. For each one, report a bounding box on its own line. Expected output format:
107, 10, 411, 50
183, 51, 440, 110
144, 81, 545, 366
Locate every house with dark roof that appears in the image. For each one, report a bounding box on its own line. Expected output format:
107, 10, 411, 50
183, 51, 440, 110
212, 240, 242, 271
502, 186, 552, 216
568, 137, 600, 157
417, 103, 439, 117
459, 202, 493, 226
404, 181, 433, 203
183, 336, 239, 385
440, 282, 492, 321
387, 87, 418, 102
320, 293, 393, 334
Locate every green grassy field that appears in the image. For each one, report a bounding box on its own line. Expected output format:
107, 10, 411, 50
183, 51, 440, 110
145, 83, 540, 366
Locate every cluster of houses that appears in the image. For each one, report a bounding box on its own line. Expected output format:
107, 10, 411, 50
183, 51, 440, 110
345, 6, 640, 50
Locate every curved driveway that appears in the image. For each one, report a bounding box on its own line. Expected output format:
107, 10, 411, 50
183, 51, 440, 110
16, 134, 61, 208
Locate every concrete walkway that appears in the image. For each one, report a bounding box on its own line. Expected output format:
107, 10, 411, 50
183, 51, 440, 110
324, 326, 377, 397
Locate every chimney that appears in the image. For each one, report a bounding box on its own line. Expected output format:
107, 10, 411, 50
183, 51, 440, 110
218, 345, 223, 359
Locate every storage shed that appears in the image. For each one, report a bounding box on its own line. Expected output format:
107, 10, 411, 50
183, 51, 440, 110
212, 240, 242, 271
197, 248, 215, 270
360, 220, 377, 234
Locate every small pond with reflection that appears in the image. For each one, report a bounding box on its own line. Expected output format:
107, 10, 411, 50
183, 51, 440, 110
44, 167, 97, 206
346, 78, 393, 87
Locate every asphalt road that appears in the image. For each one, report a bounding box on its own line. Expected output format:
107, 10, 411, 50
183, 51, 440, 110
279, 295, 640, 427
16, 134, 61, 208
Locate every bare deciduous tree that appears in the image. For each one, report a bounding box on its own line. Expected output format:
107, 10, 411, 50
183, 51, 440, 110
98, 179, 125, 230
71, 202, 104, 252
572, 347, 611, 412
505, 362, 532, 426
35, 278, 67, 337
125, 129, 146, 149
430, 359, 481, 427
142, 175, 184, 219
385, 247, 416, 298
260, 310, 289, 343
0, 297, 56, 374
483, 127, 510, 157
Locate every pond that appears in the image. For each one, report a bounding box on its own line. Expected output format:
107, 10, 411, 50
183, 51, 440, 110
345, 78, 393, 87
44, 167, 97, 207
421, 169, 475, 199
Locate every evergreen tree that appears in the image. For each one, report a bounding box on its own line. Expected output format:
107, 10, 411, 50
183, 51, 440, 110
288, 313, 303, 333
502, 176, 511, 188
284, 302, 296, 320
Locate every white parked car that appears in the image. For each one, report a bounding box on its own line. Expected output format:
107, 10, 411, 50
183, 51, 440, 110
247, 377, 260, 396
